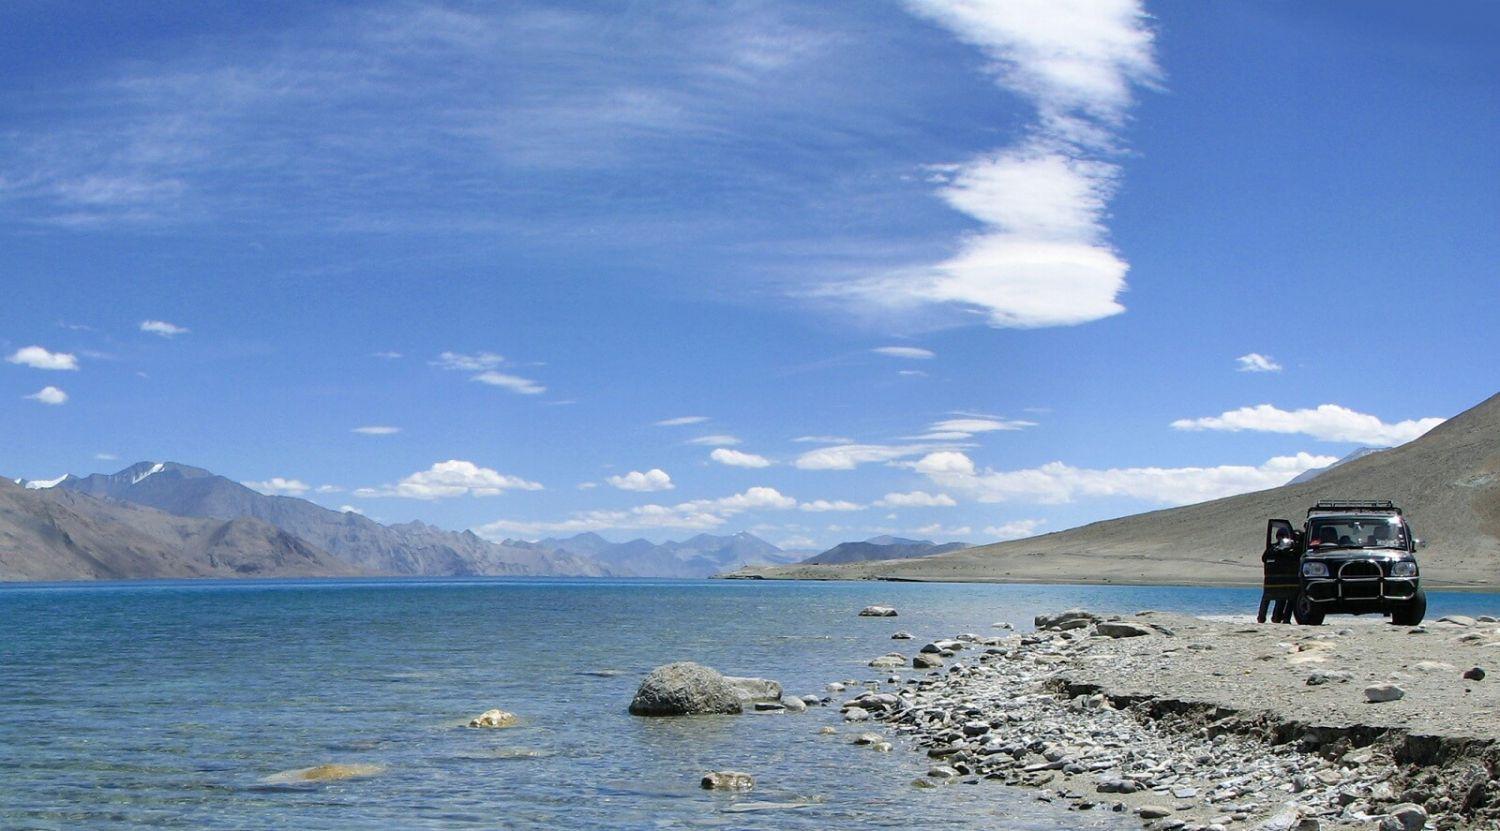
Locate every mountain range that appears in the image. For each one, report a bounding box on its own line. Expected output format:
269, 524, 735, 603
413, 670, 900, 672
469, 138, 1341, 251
736, 391, 1500, 590
1, 462, 806, 581
798, 535, 969, 565
538, 531, 806, 578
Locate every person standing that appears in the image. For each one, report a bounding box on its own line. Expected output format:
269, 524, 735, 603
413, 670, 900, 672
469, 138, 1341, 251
1258, 528, 1300, 624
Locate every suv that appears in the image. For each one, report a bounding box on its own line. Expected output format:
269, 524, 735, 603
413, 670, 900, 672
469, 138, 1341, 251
1266, 500, 1426, 626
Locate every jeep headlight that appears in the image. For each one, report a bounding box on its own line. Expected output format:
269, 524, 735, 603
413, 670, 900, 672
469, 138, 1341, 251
1302, 562, 1329, 578
1389, 561, 1417, 578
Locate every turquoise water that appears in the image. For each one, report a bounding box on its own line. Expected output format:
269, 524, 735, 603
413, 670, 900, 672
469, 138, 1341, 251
3, 579, 1497, 830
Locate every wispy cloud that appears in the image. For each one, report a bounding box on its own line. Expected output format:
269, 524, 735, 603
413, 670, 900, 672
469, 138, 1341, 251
352, 425, 400, 435
793, 442, 958, 471
7, 346, 79, 371
1170, 404, 1444, 447
1236, 353, 1282, 373
872, 345, 934, 359
140, 319, 189, 337
606, 468, 675, 492
472, 371, 546, 395
371, 350, 404, 359
687, 434, 740, 446
24, 386, 69, 405
792, 435, 853, 444
710, 448, 772, 468
826, 0, 1158, 328
243, 476, 311, 496
984, 519, 1044, 539
910, 449, 1337, 506
355, 459, 543, 499
876, 490, 957, 508
432, 351, 505, 371
476, 485, 798, 537
657, 415, 710, 426
799, 499, 863, 512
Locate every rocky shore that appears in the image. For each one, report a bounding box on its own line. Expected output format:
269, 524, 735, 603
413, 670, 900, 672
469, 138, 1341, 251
828, 610, 1499, 831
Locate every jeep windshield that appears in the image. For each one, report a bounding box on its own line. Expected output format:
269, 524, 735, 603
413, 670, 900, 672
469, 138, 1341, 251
1306, 515, 1407, 551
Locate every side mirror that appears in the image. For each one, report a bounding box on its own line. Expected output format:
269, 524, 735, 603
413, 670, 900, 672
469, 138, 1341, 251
1415, 539, 1426, 550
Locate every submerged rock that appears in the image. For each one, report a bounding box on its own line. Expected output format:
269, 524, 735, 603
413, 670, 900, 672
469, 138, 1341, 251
859, 605, 898, 617
468, 708, 519, 728
628, 662, 743, 716
724, 676, 782, 704
701, 770, 755, 791
263, 763, 384, 784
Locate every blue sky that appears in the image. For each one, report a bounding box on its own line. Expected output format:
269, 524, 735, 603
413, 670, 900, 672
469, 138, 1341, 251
4, 1, 1497, 550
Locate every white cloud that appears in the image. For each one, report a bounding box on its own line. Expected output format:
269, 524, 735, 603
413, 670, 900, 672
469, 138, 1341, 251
876, 490, 958, 508
606, 468, 675, 492
793, 442, 954, 471
910, 450, 1338, 507
472, 370, 546, 395
1236, 353, 1282, 373
873, 346, 935, 359
984, 519, 1045, 540
338, 505, 365, 515
1170, 404, 1444, 447
7, 346, 79, 371
432, 351, 504, 371
476, 485, 797, 537
244, 477, 311, 496
688, 434, 741, 446
898, 369, 928, 377
710, 448, 772, 468
792, 435, 853, 444
656, 415, 710, 426
24, 386, 69, 405
352, 425, 400, 435
354, 459, 543, 499
371, 351, 403, 359
140, 319, 189, 337
799, 499, 864, 512
95, 452, 118, 461
828, 0, 1156, 329
315, 484, 343, 493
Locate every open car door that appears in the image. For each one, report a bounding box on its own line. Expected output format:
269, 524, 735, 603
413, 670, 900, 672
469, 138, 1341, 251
1266, 518, 1295, 551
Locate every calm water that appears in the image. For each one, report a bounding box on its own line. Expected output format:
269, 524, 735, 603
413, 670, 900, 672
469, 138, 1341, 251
3, 579, 1498, 830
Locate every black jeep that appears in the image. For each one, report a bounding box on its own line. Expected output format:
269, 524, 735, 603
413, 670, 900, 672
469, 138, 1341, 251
1266, 500, 1426, 626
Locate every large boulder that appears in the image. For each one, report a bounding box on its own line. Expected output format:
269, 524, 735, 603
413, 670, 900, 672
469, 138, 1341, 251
859, 605, 898, 617
701, 770, 755, 791
629, 662, 744, 716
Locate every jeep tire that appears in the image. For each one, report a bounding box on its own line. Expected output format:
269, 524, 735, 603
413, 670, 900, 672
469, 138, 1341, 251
1390, 588, 1427, 626
1293, 591, 1325, 626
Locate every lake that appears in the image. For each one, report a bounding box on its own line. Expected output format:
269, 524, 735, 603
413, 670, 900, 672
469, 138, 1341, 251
3, 579, 1497, 830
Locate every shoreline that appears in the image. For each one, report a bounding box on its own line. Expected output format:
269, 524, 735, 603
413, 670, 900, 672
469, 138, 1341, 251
820, 609, 1499, 830
724, 570, 1500, 594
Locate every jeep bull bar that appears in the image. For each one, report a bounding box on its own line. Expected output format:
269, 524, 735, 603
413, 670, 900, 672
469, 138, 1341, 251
1303, 559, 1417, 604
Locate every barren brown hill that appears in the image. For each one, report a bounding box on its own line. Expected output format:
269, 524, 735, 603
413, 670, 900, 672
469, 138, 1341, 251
741, 392, 1500, 590
0, 477, 362, 581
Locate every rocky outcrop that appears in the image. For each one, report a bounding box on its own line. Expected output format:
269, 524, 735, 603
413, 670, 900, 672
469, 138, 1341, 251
468, 708, 519, 728
628, 662, 743, 716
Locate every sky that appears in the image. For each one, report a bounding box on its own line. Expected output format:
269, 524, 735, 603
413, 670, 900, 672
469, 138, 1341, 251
3, 1, 1497, 551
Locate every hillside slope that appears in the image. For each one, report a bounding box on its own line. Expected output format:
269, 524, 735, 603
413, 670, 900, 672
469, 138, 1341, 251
801, 536, 969, 565
744, 392, 1500, 589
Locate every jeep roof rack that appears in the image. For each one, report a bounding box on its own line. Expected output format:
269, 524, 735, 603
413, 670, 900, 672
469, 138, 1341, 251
1307, 499, 1400, 515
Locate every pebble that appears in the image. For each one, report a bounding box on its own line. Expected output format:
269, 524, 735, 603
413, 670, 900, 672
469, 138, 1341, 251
1378, 803, 1427, 831
1138, 805, 1173, 818
1463, 666, 1486, 681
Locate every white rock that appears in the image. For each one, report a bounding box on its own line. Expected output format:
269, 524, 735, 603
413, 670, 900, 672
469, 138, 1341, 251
1363, 684, 1405, 703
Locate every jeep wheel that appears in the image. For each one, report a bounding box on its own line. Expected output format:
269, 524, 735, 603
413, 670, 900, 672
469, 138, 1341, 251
1390, 588, 1427, 626
1293, 592, 1325, 626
